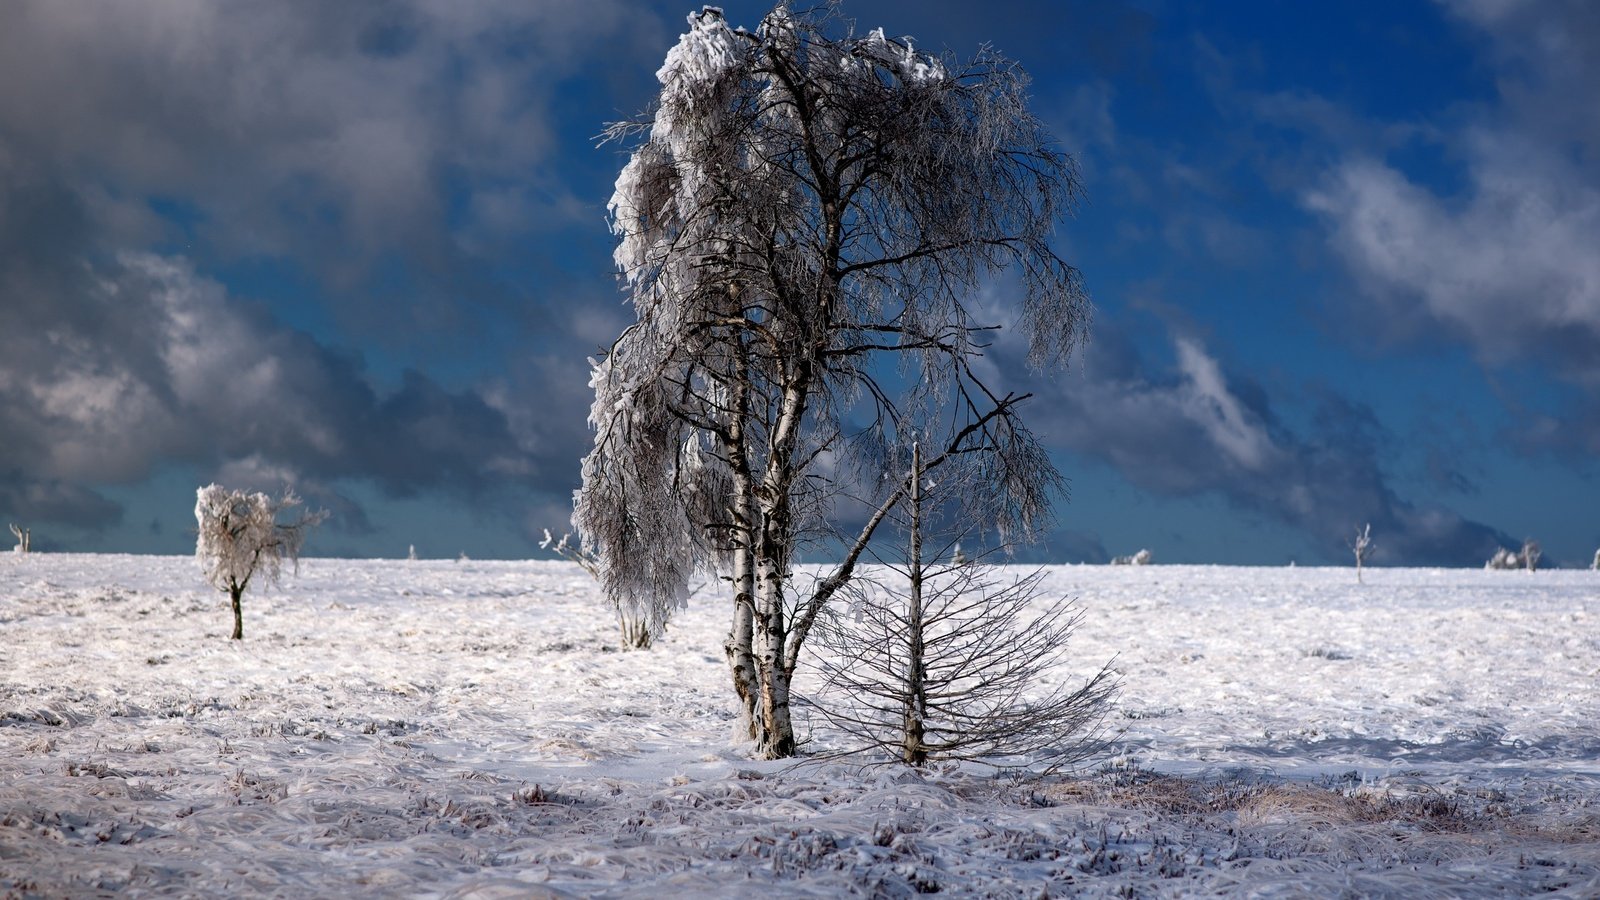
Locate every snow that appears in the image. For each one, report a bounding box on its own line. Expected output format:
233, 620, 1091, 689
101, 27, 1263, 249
3, 555, 1599, 896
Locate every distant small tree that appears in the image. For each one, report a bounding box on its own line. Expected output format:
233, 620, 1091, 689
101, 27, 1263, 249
1110, 549, 1152, 566
1592, 548, 1599, 571
1351, 523, 1373, 583
542, 528, 660, 649
1521, 538, 1542, 572
9, 524, 29, 554
194, 485, 326, 640
808, 443, 1116, 771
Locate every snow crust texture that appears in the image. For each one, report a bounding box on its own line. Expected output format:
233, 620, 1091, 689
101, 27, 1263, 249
2, 555, 1598, 897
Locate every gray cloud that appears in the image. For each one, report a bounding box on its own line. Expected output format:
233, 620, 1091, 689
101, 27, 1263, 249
0, 248, 586, 534
0, 1, 672, 542
0, 0, 666, 343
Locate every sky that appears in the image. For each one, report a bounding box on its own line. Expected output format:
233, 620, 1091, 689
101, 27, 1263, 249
1, 0, 1595, 566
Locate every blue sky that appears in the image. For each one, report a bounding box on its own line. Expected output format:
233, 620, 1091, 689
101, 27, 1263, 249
1, 0, 1595, 565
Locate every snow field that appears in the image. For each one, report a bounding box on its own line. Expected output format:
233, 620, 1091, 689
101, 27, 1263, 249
1, 555, 1598, 896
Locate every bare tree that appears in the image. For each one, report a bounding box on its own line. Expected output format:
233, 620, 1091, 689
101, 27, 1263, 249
574, 5, 1088, 758
1522, 538, 1542, 572
1592, 548, 1599, 572
194, 485, 326, 640
542, 528, 659, 649
1351, 523, 1373, 583
9, 524, 29, 554
807, 443, 1116, 770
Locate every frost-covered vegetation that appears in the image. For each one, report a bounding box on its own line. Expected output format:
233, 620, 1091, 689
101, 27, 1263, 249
578, 4, 1089, 758
194, 485, 325, 640
2, 555, 1598, 896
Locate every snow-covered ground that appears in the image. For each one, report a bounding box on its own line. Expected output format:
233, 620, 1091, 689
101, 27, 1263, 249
2, 554, 1598, 897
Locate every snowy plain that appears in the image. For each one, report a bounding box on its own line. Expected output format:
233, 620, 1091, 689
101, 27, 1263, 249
2, 554, 1598, 897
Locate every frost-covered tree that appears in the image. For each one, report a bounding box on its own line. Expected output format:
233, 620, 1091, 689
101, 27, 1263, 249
1351, 523, 1373, 583
194, 485, 325, 640
575, 4, 1089, 758
1521, 538, 1542, 572
1111, 549, 1152, 566
808, 444, 1115, 770
9, 523, 29, 554
1592, 548, 1599, 571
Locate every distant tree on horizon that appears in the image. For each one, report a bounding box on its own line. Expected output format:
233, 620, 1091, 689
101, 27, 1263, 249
1351, 523, 1374, 583
1521, 538, 1542, 572
195, 485, 325, 640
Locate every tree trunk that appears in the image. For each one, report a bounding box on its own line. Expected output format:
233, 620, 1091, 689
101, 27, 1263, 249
229, 584, 244, 641
753, 423, 801, 759
754, 557, 796, 759
726, 540, 759, 738
722, 351, 761, 739
903, 442, 927, 766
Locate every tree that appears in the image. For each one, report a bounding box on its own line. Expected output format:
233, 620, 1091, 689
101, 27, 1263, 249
8, 523, 29, 554
1521, 538, 1542, 572
1592, 548, 1599, 572
574, 4, 1089, 758
194, 484, 325, 640
808, 443, 1115, 770
1351, 523, 1373, 583
542, 528, 661, 649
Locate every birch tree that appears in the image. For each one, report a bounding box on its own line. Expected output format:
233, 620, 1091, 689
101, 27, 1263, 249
195, 484, 325, 640
575, 4, 1090, 758
1351, 523, 1373, 583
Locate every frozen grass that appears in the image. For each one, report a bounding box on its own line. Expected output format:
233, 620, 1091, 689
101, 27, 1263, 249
1, 555, 1598, 896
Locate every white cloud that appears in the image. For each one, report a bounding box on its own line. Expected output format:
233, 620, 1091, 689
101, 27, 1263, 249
1174, 337, 1278, 470
1306, 141, 1600, 382
1300, 1, 1600, 387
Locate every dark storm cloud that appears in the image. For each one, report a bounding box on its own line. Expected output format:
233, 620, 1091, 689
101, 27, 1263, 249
0, 248, 560, 528
0, 0, 664, 248
993, 320, 1514, 566
0, 1, 667, 535
0, 477, 121, 531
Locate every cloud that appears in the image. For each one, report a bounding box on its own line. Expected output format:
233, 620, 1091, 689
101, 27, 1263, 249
0, 1, 667, 541
1303, 1, 1600, 394
1009, 322, 1513, 565
0, 251, 581, 532
1305, 147, 1600, 385
0, 0, 665, 339
0, 477, 122, 531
